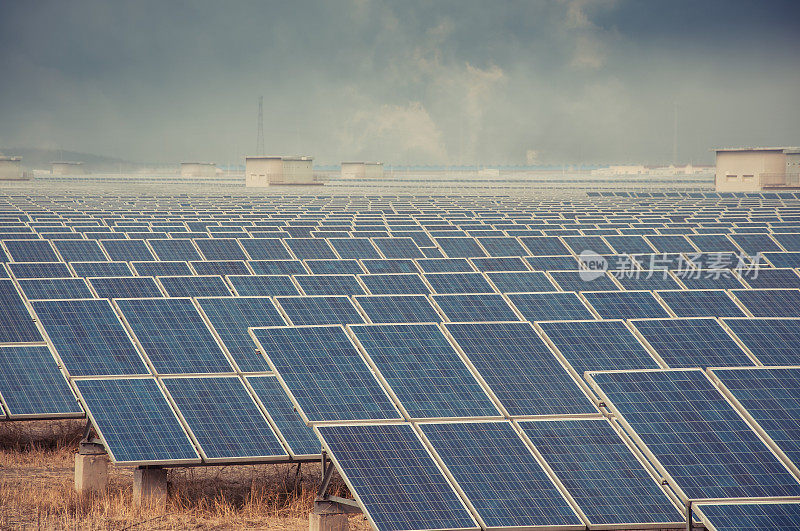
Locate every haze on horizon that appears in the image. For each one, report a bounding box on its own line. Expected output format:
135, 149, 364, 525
1, 0, 798, 167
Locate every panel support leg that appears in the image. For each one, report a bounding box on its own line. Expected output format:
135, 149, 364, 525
74, 421, 108, 494
133, 466, 168, 509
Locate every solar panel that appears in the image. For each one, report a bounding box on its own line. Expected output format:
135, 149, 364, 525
274, 295, 365, 326
631, 318, 754, 368
238, 238, 293, 260
475, 237, 528, 257
70, 261, 133, 277
698, 502, 800, 531
732, 289, 800, 317
688, 234, 740, 253
88, 276, 164, 299
360, 258, 419, 274
581, 290, 670, 319
421, 421, 582, 528
563, 235, 614, 255
740, 268, 800, 289
227, 274, 300, 297
52, 240, 108, 262
469, 256, 529, 272
304, 259, 364, 275
432, 294, 519, 322
519, 236, 571, 255
100, 239, 155, 261
645, 235, 696, 253
359, 273, 430, 295
328, 238, 381, 259
146, 239, 202, 261
293, 274, 366, 296
129, 261, 191, 277
772, 233, 800, 252
193, 238, 248, 261
416, 257, 475, 273
484, 271, 556, 293
349, 323, 501, 419
162, 376, 286, 461
18, 277, 94, 300
284, 238, 336, 260
4, 239, 60, 262
249, 326, 399, 422
507, 291, 596, 321
8, 261, 72, 279
354, 294, 442, 324
587, 369, 800, 500
316, 423, 478, 531
424, 272, 496, 294
195, 296, 285, 372
246, 375, 320, 457
157, 275, 232, 297
0, 344, 83, 418
191, 260, 251, 276
372, 237, 424, 259
656, 289, 746, 318
444, 322, 595, 416
524, 255, 580, 270
730, 233, 783, 255
115, 298, 232, 374
74, 378, 200, 465
612, 270, 683, 290
33, 298, 148, 376
549, 270, 621, 292
722, 318, 800, 365
520, 418, 684, 527
247, 259, 307, 275
537, 320, 659, 377
765, 252, 800, 268
677, 269, 747, 290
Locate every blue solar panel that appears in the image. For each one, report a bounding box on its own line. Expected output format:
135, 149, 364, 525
8, 261, 72, 279
147, 239, 202, 261
764, 252, 800, 268
732, 289, 800, 317
163, 376, 286, 461
520, 419, 684, 527
656, 289, 746, 318
18, 277, 94, 300
538, 320, 659, 376
612, 270, 683, 290
355, 295, 442, 323
101, 239, 155, 261
294, 274, 366, 296
469, 256, 529, 272
304, 259, 364, 275
507, 291, 596, 321
416, 257, 475, 273
519, 236, 571, 255
360, 273, 430, 295
349, 323, 500, 419
740, 268, 800, 289
549, 270, 621, 292
248, 259, 307, 275
677, 269, 747, 289
239, 238, 293, 260
645, 235, 696, 253
75, 378, 200, 464
88, 276, 164, 299
328, 238, 381, 259
4, 239, 60, 262
421, 421, 581, 528
52, 240, 107, 262
196, 296, 285, 372
285, 238, 337, 259
227, 274, 300, 296
0, 345, 83, 418
698, 502, 800, 531
158, 275, 232, 297
246, 375, 320, 457
485, 271, 556, 292
435, 237, 487, 258
631, 318, 754, 368
194, 238, 248, 261
70, 261, 133, 277
373, 237, 424, 259
432, 294, 519, 322
730, 233, 783, 255
563, 235, 614, 255
524, 255, 580, 270
274, 296, 365, 326
191, 260, 251, 276
360, 258, 418, 274
424, 272, 495, 294
722, 318, 800, 365
131, 261, 192, 277
250, 326, 399, 422
475, 237, 528, 257
582, 291, 670, 319
116, 298, 232, 374
444, 322, 595, 416
588, 369, 800, 499
317, 423, 477, 531
688, 234, 740, 253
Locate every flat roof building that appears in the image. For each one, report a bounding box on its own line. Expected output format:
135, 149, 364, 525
715, 147, 800, 192
180, 162, 216, 178
245, 156, 321, 187
0, 156, 27, 180
341, 162, 384, 179
51, 161, 85, 175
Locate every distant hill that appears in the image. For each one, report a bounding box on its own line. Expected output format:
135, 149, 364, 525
0, 148, 130, 171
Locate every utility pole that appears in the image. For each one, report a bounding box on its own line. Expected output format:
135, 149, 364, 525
257, 96, 265, 155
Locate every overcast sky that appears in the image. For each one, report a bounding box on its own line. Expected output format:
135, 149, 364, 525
1, 0, 798, 165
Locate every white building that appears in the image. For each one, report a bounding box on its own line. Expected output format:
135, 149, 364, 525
715, 147, 800, 192
341, 161, 384, 179
0, 156, 25, 180
180, 162, 216, 178
245, 156, 320, 187
51, 161, 85, 175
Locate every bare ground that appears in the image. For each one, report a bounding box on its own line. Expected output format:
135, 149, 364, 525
0, 421, 371, 530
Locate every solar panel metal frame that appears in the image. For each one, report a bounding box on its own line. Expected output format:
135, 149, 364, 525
352, 293, 444, 324
719, 316, 800, 366
694, 500, 800, 531
430, 293, 523, 323
580, 290, 672, 320
273, 295, 366, 326
729, 288, 800, 318
505, 291, 600, 321
17, 277, 95, 300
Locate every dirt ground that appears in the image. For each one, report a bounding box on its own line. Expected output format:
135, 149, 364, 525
0, 420, 371, 530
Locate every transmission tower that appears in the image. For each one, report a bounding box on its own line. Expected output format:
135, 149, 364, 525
256, 96, 265, 155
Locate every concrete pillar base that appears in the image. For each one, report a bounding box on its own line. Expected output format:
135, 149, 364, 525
133, 467, 168, 509
74, 452, 109, 494
309, 512, 349, 531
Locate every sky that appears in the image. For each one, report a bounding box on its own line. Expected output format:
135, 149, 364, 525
1, 0, 798, 166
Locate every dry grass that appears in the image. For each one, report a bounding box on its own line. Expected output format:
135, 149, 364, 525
0, 421, 371, 530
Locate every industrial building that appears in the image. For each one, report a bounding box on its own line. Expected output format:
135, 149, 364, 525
340, 161, 384, 179
180, 162, 217, 178
51, 161, 85, 175
715, 147, 800, 192
0, 155, 26, 180
245, 156, 319, 187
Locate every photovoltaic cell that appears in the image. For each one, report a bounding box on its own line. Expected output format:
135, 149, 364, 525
194, 238, 248, 261
147, 239, 202, 261
520, 419, 684, 527
589, 369, 800, 499
424, 272, 495, 294
361, 258, 418, 274
239, 238, 293, 260
359, 273, 430, 295
89, 276, 164, 299
8, 261, 72, 279
416, 258, 474, 273
328, 238, 381, 259
163, 376, 286, 460
656, 290, 746, 318
485, 271, 556, 293
116, 298, 232, 374
248, 259, 307, 275
350, 323, 500, 419
444, 322, 595, 416
722, 318, 800, 365
732, 289, 800, 317
4, 239, 60, 262
293, 274, 366, 296
549, 271, 620, 292
285, 238, 337, 260
131, 261, 192, 277
196, 296, 285, 372
191, 260, 251, 276
317, 423, 477, 531
75, 378, 200, 464
101, 240, 155, 261
275, 296, 365, 326
699, 502, 800, 531
0, 345, 83, 418
475, 237, 528, 257
227, 275, 300, 297
373, 237, 424, 259
519, 236, 571, 256
355, 295, 442, 323
469, 256, 529, 272
507, 291, 595, 321
18, 277, 94, 300
422, 421, 581, 528
582, 291, 670, 319
158, 275, 232, 297
70, 261, 133, 278
33, 299, 148, 376
304, 259, 364, 275
250, 326, 399, 422
432, 294, 519, 322
52, 240, 108, 262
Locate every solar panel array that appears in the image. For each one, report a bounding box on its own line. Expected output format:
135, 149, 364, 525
3, 188, 800, 529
